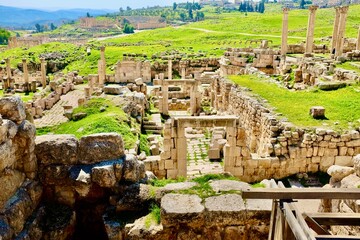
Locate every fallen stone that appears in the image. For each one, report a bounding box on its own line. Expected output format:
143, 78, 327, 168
310, 106, 325, 119
209, 180, 250, 193
104, 85, 122, 95
156, 182, 197, 200
327, 165, 355, 182
122, 154, 145, 182
116, 183, 153, 212
91, 165, 117, 188
0, 96, 26, 124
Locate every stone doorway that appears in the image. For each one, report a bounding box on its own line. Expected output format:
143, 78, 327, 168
185, 127, 224, 178
162, 116, 245, 179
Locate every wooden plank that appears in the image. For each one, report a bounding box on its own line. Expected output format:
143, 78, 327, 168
303, 214, 330, 235
268, 199, 278, 240
242, 188, 360, 199
290, 203, 316, 240
316, 235, 360, 240
283, 203, 311, 240
306, 213, 360, 226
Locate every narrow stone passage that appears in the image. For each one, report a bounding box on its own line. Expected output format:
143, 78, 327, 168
185, 128, 223, 178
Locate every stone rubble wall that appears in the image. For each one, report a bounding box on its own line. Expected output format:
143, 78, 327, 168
0, 96, 42, 240
216, 77, 360, 182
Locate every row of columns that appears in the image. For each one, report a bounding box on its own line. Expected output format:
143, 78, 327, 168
2, 57, 46, 92
281, 5, 358, 57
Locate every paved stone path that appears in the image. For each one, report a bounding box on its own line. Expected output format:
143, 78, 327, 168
185, 128, 223, 178
34, 87, 85, 128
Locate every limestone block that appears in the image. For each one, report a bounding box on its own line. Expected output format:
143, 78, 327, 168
335, 156, 353, 167
327, 165, 355, 182
0, 96, 26, 124
208, 149, 220, 160
0, 119, 18, 144
209, 180, 250, 192
353, 154, 360, 177
35, 134, 78, 166
310, 106, 325, 119
205, 194, 246, 226
78, 133, 124, 164
164, 160, 174, 169
0, 140, 16, 172
91, 165, 117, 188
0, 169, 25, 209
346, 139, 360, 147
103, 85, 122, 95
122, 154, 145, 182
320, 157, 335, 171
161, 194, 204, 227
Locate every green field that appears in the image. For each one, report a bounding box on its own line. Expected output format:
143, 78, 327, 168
229, 75, 360, 130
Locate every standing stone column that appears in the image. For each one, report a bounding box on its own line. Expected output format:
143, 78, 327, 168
335, 6, 349, 57
168, 60, 172, 80
22, 58, 29, 91
181, 67, 186, 79
40, 58, 47, 89
357, 26, 360, 51
305, 6, 318, 54
281, 8, 290, 56
331, 7, 340, 53
98, 46, 106, 87
5, 58, 11, 90
162, 81, 169, 115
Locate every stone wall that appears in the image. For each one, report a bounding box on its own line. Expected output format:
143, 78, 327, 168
215, 76, 360, 182
0, 97, 42, 239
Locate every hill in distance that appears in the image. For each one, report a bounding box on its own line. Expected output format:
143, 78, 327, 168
0, 5, 114, 29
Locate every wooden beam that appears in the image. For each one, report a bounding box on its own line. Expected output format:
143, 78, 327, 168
306, 213, 360, 226
242, 188, 360, 199
289, 203, 316, 240
316, 235, 360, 240
303, 214, 330, 235
283, 203, 313, 240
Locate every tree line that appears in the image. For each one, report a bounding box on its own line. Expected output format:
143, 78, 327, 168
239, 0, 266, 13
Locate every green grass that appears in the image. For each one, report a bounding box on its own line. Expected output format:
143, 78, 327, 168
36, 98, 138, 149
149, 176, 186, 187
144, 204, 161, 229
140, 134, 151, 156
336, 62, 360, 74
0, 89, 38, 102
229, 75, 360, 130
251, 182, 266, 188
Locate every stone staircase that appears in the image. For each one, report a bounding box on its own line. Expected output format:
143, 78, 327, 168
143, 114, 163, 135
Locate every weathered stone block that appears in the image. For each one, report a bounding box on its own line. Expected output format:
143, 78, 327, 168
309, 106, 325, 119
0, 169, 25, 209
0, 96, 26, 124
161, 194, 204, 227
91, 165, 117, 188
35, 134, 78, 166
327, 165, 355, 182
335, 156, 353, 167
78, 133, 124, 164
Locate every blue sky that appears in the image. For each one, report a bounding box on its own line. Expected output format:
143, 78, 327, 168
0, 0, 192, 10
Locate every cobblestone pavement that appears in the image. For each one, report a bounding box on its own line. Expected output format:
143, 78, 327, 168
34, 87, 85, 128
186, 129, 223, 178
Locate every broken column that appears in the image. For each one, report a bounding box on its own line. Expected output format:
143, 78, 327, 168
281, 7, 289, 56
168, 60, 172, 80
98, 46, 106, 87
40, 57, 47, 89
305, 6, 318, 55
331, 7, 340, 53
5, 58, 12, 90
335, 6, 349, 57
356, 26, 360, 51
22, 58, 29, 91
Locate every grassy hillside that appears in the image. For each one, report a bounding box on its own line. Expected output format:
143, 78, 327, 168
1, 4, 360, 75
229, 75, 360, 130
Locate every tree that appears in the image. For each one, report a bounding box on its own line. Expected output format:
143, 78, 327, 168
195, 11, 205, 21
300, 0, 305, 9
123, 23, 134, 34
126, 6, 132, 11
179, 12, 186, 21
35, 23, 42, 33
0, 28, 10, 45
86, 12, 91, 17
50, 23, 57, 30
188, 8, 193, 20
173, 2, 177, 10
